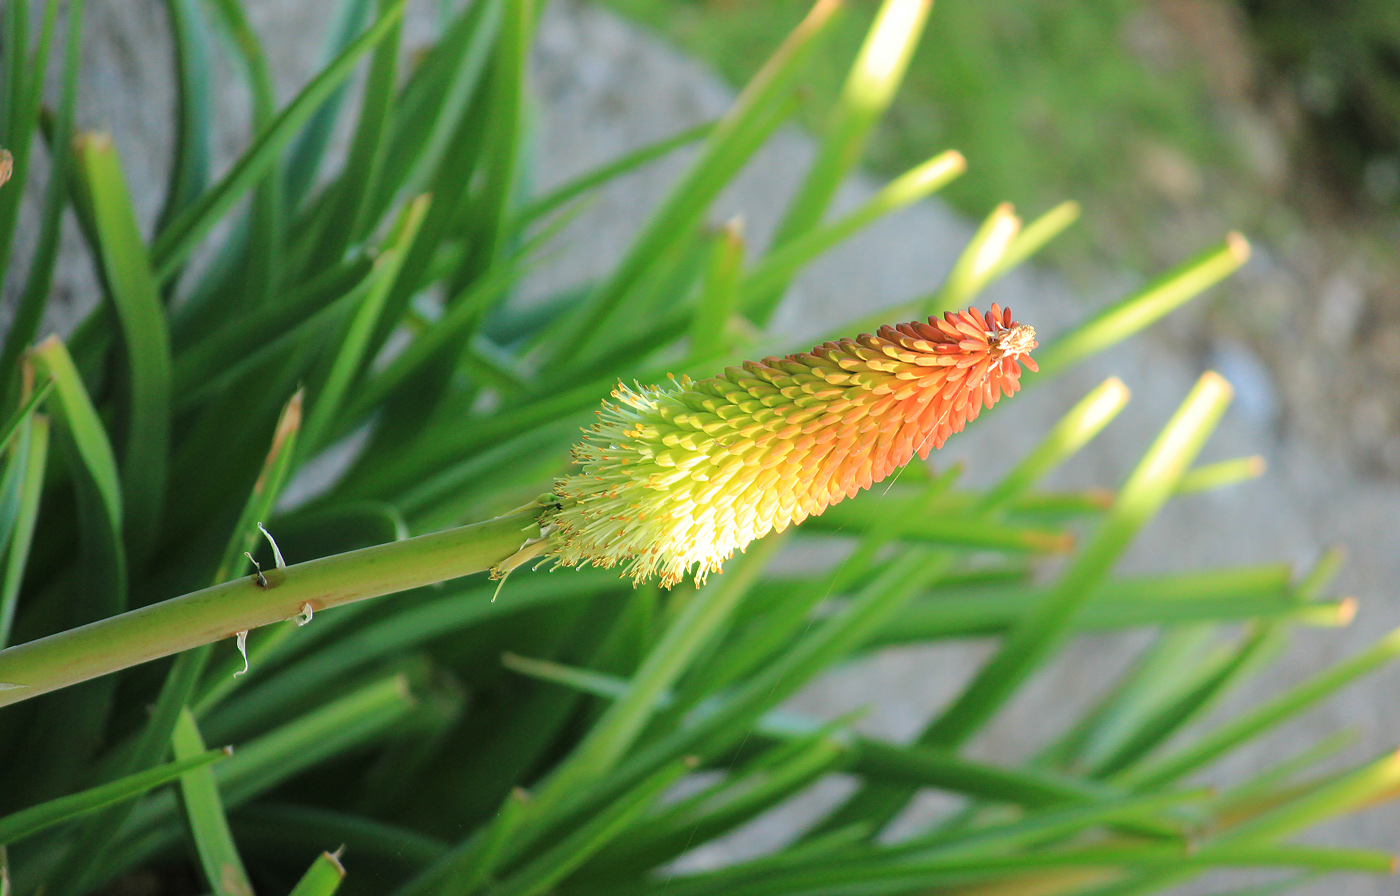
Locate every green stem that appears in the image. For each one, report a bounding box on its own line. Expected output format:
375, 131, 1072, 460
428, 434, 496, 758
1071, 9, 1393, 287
0, 506, 543, 708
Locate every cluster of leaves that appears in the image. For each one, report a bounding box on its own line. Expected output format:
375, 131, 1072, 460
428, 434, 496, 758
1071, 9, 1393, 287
0, 1, 1396, 895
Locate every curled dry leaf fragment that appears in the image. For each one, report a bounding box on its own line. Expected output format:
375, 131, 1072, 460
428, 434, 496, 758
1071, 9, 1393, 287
545, 305, 1038, 587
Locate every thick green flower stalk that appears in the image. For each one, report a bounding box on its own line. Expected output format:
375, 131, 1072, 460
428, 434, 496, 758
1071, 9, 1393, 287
546, 305, 1038, 587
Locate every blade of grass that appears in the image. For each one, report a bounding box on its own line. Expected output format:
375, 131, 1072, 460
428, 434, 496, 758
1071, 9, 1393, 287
831, 199, 1081, 342
746, 0, 933, 327
923, 372, 1233, 743
27, 336, 125, 615
0, 748, 225, 844
231, 803, 445, 869
172, 256, 373, 409
0, 381, 52, 455
102, 675, 418, 885
486, 758, 695, 896
0, 0, 81, 404
1034, 234, 1250, 377
1177, 455, 1266, 495
688, 217, 746, 361
578, 730, 849, 878
150, 0, 405, 280
817, 371, 1233, 835
547, 0, 844, 364
451, 0, 531, 282
19, 339, 130, 890
204, 0, 283, 307
510, 119, 715, 232
155, 0, 213, 231
526, 535, 783, 819
287, 850, 347, 896
301, 194, 430, 453
303, 0, 402, 268
988, 199, 1081, 279
0, 0, 58, 296
172, 709, 253, 896
403, 788, 530, 896
0, 415, 46, 648
282, 0, 374, 211
739, 149, 966, 313
922, 202, 1021, 314
512, 549, 945, 868
374, 0, 503, 216
72, 133, 172, 562
1118, 625, 1400, 790
872, 591, 1348, 643
977, 377, 1130, 512
802, 502, 1073, 553
1088, 624, 1287, 779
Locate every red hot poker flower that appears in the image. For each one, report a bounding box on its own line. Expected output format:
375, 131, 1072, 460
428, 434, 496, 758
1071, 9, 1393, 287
545, 304, 1038, 587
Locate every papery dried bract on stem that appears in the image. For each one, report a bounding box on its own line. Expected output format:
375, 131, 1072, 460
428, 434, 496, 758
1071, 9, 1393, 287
546, 305, 1038, 587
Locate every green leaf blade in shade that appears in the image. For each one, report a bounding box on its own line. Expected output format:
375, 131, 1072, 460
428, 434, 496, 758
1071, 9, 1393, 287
172, 255, 373, 409
72, 133, 173, 561
97, 676, 418, 889
0, 381, 52, 456
156, 0, 214, 231
1034, 234, 1251, 377
372, 0, 502, 217
286, 850, 347, 896
747, 0, 934, 326
28, 336, 124, 568
0, 0, 82, 404
303, 0, 402, 269
202, 0, 283, 309
281, 0, 374, 212
0, 0, 59, 302
172, 709, 253, 896
301, 194, 430, 454
487, 758, 695, 896
0, 414, 48, 648
0, 748, 225, 844
149, 0, 406, 281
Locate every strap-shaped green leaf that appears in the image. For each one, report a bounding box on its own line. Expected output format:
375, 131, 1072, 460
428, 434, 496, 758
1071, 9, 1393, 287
73, 133, 172, 561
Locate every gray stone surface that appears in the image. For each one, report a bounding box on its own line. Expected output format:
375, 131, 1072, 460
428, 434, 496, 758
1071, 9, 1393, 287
13, 0, 1400, 891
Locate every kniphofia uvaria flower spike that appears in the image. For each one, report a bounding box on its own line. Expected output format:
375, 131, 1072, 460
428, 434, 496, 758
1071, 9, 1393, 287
545, 305, 1038, 587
